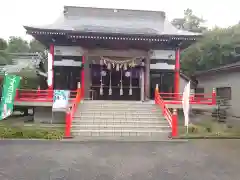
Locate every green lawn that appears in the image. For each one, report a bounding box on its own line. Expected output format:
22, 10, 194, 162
0, 115, 64, 139
177, 113, 240, 138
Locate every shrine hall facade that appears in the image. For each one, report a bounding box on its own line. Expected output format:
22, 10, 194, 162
24, 6, 200, 101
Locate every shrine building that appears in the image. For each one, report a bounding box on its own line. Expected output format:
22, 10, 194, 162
24, 6, 200, 101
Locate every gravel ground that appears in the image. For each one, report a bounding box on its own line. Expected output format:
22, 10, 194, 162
0, 140, 239, 180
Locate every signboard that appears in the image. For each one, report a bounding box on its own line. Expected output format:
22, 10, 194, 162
52, 90, 70, 110
0, 75, 21, 120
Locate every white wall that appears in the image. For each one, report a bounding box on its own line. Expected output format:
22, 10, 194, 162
197, 71, 240, 117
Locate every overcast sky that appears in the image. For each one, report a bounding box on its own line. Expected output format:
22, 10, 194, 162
0, 0, 239, 40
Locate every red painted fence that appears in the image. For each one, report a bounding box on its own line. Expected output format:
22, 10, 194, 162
155, 86, 178, 137
64, 87, 82, 138
15, 89, 78, 102
155, 86, 216, 137
160, 89, 216, 105
14, 87, 82, 138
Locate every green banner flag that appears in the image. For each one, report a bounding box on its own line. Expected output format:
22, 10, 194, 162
0, 75, 21, 120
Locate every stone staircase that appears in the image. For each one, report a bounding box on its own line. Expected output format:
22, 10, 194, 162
71, 100, 171, 141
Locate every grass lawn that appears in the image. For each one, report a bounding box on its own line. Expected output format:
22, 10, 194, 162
177, 112, 240, 139
0, 115, 64, 139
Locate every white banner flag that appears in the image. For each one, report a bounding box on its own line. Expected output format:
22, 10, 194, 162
182, 81, 191, 127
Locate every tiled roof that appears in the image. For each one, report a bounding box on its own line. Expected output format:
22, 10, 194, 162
24, 6, 200, 37
195, 61, 240, 76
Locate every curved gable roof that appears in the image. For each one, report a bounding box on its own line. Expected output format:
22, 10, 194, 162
24, 6, 200, 37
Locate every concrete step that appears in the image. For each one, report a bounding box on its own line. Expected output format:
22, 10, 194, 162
78, 109, 161, 113
71, 124, 170, 130
65, 136, 172, 142
74, 115, 165, 120
79, 105, 157, 109
72, 120, 168, 125
75, 112, 163, 116
71, 129, 171, 137
79, 107, 160, 110
81, 100, 154, 104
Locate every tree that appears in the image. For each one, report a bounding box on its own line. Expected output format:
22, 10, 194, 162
29, 39, 45, 53
172, 8, 207, 33
0, 38, 7, 50
0, 38, 11, 65
181, 24, 240, 75
6, 36, 30, 53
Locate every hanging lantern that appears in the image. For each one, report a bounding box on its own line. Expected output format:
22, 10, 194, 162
116, 64, 120, 71
124, 63, 127, 70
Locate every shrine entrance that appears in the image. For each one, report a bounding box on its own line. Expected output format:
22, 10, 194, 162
90, 57, 144, 101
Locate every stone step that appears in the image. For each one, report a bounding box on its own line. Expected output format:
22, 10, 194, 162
79, 104, 157, 108
71, 129, 171, 137
71, 124, 170, 130
81, 100, 154, 104
74, 111, 162, 117
72, 120, 168, 125
78, 108, 161, 112
74, 115, 165, 120
67, 136, 171, 142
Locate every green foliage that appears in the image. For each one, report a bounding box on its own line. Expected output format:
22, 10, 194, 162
181, 24, 240, 75
6, 36, 30, 53
0, 38, 7, 50
0, 36, 47, 89
29, 39, 45, 53
0, 126, 64, 139
0, 50, 12, 65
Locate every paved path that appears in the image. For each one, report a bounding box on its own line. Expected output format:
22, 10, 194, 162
0, 140, 240, 180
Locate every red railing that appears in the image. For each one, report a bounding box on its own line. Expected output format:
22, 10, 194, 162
159, 89, 216, 105
64, 86, 82, 138
155, 85, 178, 137
15, 89, 78, 102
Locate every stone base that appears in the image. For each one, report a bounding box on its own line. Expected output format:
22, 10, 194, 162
33, 107, 66, 124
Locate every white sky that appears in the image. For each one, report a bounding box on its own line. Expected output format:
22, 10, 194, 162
0, 0, 239, 41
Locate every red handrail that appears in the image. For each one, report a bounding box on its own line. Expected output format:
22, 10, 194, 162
158, 89, 217, 105
155, 86, 178, 137
64, 87, 82, 138
15, 89, 78, 102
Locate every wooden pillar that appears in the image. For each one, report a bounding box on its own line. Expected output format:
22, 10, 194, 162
174, 48, 180, 99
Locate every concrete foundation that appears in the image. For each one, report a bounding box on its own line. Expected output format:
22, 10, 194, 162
33, 107, 65, 124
